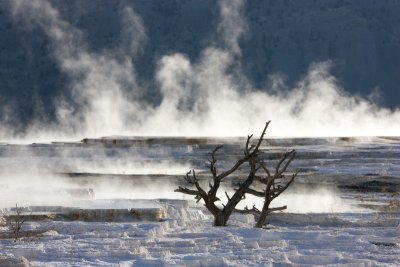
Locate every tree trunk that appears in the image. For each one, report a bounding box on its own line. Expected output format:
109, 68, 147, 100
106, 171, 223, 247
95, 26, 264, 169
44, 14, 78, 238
213, 211, 227, 226
175, 122, 296, 228
255, 199, 271, 228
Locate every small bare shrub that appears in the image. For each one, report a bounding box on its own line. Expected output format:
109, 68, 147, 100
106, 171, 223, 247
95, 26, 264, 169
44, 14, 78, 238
9, 204, 27, 242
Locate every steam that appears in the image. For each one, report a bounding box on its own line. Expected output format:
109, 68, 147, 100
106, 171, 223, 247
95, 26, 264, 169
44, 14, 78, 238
214, 185, 360, 214
0, 140, 193, 209
1, 0, 396, 210
8, 0, 147, 141
5, 0, 400, 142
217, 0, 248, 56
0, 140, 191, 209
0, 172, 186, 209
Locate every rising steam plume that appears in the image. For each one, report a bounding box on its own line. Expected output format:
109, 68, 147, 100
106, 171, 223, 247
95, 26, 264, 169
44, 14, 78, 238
4, 0, 400, 142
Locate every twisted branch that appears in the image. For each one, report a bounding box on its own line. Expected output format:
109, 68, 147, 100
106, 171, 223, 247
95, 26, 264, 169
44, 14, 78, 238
175, 121, 297, 227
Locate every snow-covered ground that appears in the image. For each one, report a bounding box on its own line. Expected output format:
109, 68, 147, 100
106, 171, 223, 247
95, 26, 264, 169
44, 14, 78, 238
0, 137, 399, 266
0, 200, 399, 266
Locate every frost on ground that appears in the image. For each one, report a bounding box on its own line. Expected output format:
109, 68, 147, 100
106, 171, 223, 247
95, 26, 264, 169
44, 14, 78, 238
0, 137, 400, 266
0, 198, 399, 267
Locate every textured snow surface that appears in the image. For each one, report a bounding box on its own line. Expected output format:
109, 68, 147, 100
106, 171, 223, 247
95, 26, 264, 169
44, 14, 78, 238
0, 202, 399, 266
0, 137, 399, 266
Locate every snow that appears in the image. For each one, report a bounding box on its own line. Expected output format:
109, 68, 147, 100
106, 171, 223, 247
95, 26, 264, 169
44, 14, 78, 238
0, 201, 399, 266
0, 137, 399, 266
1, 194, 399, 266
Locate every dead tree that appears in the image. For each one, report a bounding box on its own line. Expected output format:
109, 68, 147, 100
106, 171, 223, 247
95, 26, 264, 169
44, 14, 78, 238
175, 121, 297, 227
235, 150, 297, 228
10, 204, 26, 242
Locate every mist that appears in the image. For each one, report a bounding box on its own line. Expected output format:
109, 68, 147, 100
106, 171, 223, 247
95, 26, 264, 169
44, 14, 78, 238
0, 141, 192, 209
0, 0, 397, 214
0, 172, 191, 209
0, 0, 398, 143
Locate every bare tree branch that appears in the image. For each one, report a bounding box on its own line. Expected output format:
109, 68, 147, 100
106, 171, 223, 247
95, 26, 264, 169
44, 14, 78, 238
243, 187, 265, 197
9, 204, 27, 242
234, 205, 261, 216
245, 134, 254, 156
254, 150, 297, 228
271, 172, 298, 199
253, 121, 270, 153
209, 145, 223, 179
256, 160, 271, 180
217, 121, 271, 182
275, 150, 296, 178
175, 121, 297, 227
